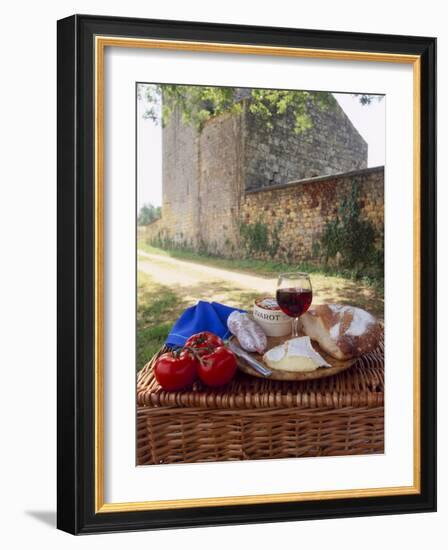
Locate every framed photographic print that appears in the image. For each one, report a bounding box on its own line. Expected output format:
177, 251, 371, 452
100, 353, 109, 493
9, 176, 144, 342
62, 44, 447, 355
57, 14, 436, 534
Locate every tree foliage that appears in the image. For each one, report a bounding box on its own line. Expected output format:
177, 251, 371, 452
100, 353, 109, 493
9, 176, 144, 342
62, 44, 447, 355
139, 84, 338, 133
248, 89, 336, 133
138, 84, 382, 134
355, 94, 384, 105
138, 203, 161, 226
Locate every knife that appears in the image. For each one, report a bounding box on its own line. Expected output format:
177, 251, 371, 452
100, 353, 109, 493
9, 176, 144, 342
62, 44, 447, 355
227, 340, 272, 377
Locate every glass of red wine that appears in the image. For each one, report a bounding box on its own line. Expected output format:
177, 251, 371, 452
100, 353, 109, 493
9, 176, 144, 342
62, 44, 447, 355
276, 272, 313, 338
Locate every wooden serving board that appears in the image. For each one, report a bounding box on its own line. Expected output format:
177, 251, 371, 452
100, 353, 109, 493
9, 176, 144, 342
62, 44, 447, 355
231, 334, 358, 381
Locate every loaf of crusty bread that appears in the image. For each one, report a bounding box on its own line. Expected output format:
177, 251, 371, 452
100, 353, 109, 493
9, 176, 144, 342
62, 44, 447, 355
300, 304, 381, 360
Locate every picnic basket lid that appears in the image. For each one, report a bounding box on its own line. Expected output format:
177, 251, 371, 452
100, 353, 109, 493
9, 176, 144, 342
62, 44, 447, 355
137, 334, 384, 410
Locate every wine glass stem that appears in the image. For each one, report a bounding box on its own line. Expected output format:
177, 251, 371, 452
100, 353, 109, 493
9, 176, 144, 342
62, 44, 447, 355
292, 316, 300, 337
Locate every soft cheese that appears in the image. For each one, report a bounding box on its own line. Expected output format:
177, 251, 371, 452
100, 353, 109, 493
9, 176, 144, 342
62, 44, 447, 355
263, 337, 331, 372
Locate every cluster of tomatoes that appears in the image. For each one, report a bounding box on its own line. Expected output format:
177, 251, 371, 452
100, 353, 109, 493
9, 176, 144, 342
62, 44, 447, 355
153, 332, 237, 391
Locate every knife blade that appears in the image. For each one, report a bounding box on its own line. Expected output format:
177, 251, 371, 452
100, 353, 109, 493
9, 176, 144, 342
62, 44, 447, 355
228, 340, 272, 377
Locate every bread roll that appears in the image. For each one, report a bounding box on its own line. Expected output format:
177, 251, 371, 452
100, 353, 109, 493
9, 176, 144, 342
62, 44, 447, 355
300, 304, 381, 360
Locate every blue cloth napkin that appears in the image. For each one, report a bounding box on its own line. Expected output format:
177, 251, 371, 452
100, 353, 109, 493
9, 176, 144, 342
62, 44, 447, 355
166, 301, 246, 347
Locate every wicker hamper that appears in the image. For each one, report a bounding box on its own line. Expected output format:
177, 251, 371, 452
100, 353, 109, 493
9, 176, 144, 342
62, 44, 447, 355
137, 337, 384, 465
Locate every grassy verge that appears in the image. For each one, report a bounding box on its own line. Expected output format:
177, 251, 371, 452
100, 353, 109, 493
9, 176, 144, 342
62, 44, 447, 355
137, 240, 383, 296
137, 271, 186, 372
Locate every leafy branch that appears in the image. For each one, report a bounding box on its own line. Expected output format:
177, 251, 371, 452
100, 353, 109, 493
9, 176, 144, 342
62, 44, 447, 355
138, 84, 338, 133
138, 84, 382, 134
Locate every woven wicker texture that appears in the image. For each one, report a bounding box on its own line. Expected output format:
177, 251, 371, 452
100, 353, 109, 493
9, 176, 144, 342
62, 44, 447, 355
137, 406, 384, 465
137, 336, 384, 410
137, 336, 384, 465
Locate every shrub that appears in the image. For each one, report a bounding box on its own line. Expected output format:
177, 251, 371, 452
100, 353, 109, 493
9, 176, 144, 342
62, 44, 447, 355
319, 181, 383, 281
239, 220, 269, 255
238, 219, 284, 258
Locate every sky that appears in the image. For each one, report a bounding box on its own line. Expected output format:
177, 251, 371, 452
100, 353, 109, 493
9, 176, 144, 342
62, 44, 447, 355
137, 89, 385, 209
137, 95, 163, 209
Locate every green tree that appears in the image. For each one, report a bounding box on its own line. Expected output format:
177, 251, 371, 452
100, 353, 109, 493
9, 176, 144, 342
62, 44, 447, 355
139, 84, 336, 133
138, 84, 382, 133
138, 203, 161, 226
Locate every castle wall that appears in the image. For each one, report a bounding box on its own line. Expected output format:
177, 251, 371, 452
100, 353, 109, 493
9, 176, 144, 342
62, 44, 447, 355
240, 166, 384, 263
142, 166, 384, 265
244, 99, 368, 190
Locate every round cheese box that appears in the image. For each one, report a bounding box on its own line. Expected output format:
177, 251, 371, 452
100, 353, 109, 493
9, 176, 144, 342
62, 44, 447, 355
253, 296, 292, 337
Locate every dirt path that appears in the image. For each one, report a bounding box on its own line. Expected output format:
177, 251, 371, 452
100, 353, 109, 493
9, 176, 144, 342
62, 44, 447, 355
138, 250, 277, 291
137, 249, 383, 318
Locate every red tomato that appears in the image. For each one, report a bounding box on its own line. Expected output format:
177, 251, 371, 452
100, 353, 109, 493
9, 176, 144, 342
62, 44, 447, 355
197, 346, 237, 387
153, 350, 198, 391
185, 332, 224, 355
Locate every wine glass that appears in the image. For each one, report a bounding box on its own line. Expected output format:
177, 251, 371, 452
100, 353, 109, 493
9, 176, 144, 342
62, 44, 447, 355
276, 272, 313, 338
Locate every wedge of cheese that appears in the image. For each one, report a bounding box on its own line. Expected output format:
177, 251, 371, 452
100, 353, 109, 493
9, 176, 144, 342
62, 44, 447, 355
263, 337, 331, 372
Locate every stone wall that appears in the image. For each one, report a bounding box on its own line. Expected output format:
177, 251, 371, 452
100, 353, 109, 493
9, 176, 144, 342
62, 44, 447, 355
244, 99, 368, 190
240, 166, 384, 263
142, 217, 164, 243
142, 166, 384, 265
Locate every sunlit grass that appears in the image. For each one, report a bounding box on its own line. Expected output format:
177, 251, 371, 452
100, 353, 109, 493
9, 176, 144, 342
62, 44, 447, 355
137, 271, 186, 371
